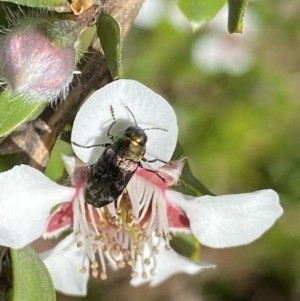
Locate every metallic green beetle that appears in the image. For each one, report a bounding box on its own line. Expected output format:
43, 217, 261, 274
72, 105, 168, 208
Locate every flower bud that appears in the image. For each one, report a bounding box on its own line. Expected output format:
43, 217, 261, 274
0, 14, 83, 102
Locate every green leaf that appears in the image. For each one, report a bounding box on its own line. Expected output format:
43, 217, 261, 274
227, 0, 249, 33
172, 144, 215, 196
0, 91, 46, 137
10, 246, 56, 301
177, 0, 226, 31
97, 14, 123, 79
171, 232, 201, 260
76, 26, 97, 62
0, 0, 70, 11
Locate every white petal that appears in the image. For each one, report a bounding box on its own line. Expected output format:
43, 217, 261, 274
40, 234, 89, 296
191, 34, 253, 75
61, 154, 86, 177
134, 0, 164, 29
167, 189, 283, 248
71, 79, 178, 169
0, 165, 75, 249
130, 238, 214, 287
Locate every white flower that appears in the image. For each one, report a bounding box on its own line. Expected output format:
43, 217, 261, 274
0, 164, 89, 296
71, 79, 177, 169
134, 0, 190, 32
191, 7, 260, 75
0, 80, 283, 295
0, 165, 74, 249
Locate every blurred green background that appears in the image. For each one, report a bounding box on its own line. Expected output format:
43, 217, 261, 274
1, 0, 300, 300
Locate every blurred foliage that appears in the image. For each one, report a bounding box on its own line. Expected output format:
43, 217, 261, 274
1, 0, 300, 300
45, 133, 72, 181
178, 0, 226, 31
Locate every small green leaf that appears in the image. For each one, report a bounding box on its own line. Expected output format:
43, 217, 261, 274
97, 14, 123, 79
171, 232, 201, 260
10, 246, 56, 301
227, 0, 249, 33
172, 144, 215, 196
0, 91, 46, 137
177, 0, 226, 31
0, 0, 70, 11
76, 26, 97, 62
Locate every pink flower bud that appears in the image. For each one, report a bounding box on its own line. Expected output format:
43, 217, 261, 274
0, 17, 82, 102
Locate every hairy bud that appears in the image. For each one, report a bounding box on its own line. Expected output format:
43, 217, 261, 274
0, 13, 83, 102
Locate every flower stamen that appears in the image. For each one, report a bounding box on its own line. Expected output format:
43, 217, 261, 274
71, 167, 173, 282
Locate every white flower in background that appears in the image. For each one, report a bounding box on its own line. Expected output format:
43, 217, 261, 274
135, 1, 259, 75
191, 6, 260, 75
191, 34, 254, 75
134, 0, 165, 29
134, 0, 190, 32
0, 80, 283, 295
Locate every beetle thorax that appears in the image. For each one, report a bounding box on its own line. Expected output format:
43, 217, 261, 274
111, 126, 147, 161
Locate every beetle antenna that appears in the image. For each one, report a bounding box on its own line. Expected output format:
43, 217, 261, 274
143, 127, 168, 132
124, 106, 168, 132
125, 106, 138, 126
110, 105, 117, 122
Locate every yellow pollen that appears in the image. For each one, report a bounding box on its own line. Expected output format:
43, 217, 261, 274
122, 249, 130, 259
116, 224, 123, 231
155, 231, 161, 238
150, 268, 156, 276
77, 241, 83, 248
165, 244, 171, 251
92, 269, 99, 278
144, 258, 150, 265
112, 245, 121, 256
124, 224, 133, 231
142, 271, 148, 279
100, 220, 107, 227
103, 244, 109, 252
166, 233, 172, 240
92, 244, 98, 252
131, 271, 138, 278
85, 233, 92, 240
91, 261, 98, 269
80, 266, 87, 274
136, 248, 143, 256
133, 225, 140, 231
119, 162, 126, 168
127, 258, 136, 266
100, 272, 107, 280
95, 233, 106, 241
152, 246, 159, 254
110, 215, 118, 224
75, 231, 81, 236
117, 260, 126, 268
